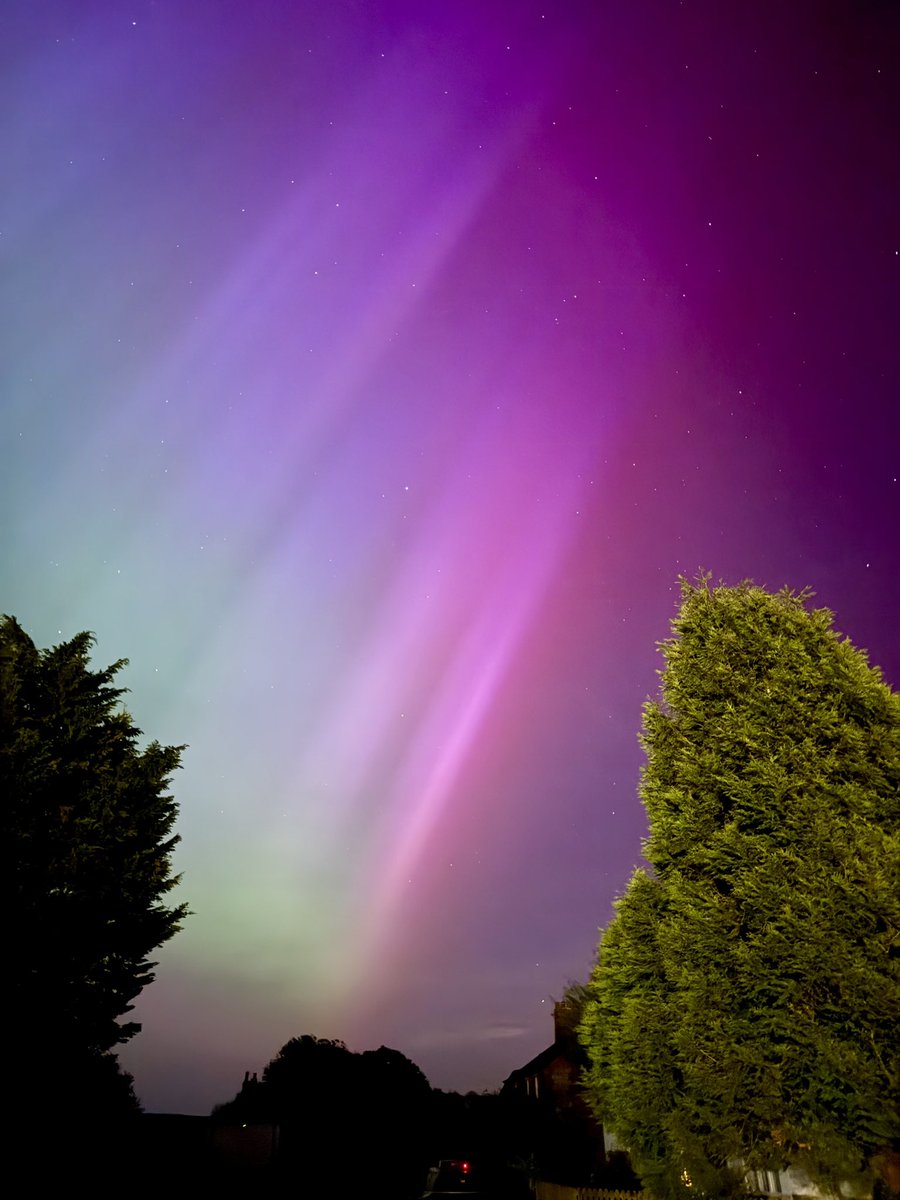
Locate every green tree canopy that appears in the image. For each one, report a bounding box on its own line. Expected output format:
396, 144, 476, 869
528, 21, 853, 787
579, 578, 900, 1199
2, 616, 188, 1113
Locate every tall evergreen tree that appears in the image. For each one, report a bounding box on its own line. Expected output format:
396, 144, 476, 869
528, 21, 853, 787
579, 578, 900, 1198
2, 616, 187, 1115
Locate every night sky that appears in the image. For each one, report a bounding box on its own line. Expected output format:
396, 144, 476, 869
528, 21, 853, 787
3, 0, 898, 1115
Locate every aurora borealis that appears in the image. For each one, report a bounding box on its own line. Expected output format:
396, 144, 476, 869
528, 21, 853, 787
3, 1, 898, 1114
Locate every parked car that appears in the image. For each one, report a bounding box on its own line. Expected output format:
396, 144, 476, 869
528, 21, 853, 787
421, 1159, 484, 1195
420, 1158, 529, 1199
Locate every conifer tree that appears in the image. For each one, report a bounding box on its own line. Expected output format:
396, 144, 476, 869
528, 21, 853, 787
579, 578, 900, 1199
2, 616, 187, 1114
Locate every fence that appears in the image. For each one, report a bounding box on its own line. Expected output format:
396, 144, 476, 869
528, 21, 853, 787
533, 1179, 860, 1200
534, 1184, 643, 1200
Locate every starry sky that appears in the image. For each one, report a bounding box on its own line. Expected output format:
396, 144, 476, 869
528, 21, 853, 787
3, 0, 898, 1115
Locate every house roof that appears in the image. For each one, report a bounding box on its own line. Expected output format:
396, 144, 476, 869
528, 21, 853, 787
502, 1042, 561, 1086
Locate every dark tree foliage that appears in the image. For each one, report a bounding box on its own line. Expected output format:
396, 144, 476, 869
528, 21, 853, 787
579, 579, 900, 1199
214, 1035, 434, 1193
213, 1035, 536, 1195
2, 616, 187, 1116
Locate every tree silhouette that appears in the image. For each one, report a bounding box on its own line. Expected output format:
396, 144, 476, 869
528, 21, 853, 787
3, 616, 187, 1121
213, 1036, 435, 1192
212, 1039, 538, 1195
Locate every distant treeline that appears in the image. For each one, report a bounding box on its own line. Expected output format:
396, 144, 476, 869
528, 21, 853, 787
210, 1034, 569, 1196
